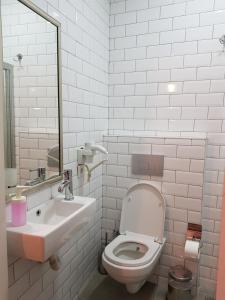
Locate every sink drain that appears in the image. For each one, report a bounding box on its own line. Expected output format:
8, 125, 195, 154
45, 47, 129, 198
36, 209, 41, 216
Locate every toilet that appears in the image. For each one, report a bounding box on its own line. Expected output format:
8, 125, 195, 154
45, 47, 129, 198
102, 182, 166, 294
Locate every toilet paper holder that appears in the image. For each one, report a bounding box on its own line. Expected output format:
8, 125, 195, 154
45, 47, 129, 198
184, 223, 203, 262
186, 223, 202, 241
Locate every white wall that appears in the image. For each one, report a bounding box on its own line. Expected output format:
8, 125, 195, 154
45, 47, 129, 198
109, 0, 225, 136
109, 0, 225, 295
6, 0, 109, 299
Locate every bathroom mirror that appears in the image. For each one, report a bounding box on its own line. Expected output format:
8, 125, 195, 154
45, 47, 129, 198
0, 0, 63, 198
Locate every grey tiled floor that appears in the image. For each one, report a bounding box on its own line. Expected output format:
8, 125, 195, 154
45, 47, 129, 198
79, 273, 213, 300
80, 275, 165, 300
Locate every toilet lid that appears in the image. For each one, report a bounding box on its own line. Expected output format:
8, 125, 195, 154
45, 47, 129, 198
120, 182, 165, 242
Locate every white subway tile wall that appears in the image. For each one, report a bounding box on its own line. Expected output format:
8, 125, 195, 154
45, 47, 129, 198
2, 0, 59, 134
18, 132, 59, 184
1, 0, 60, 184
109, 0, 225, 295
6, 0, 109, 299
103, 135, 206, 291
109, 0, 225, 135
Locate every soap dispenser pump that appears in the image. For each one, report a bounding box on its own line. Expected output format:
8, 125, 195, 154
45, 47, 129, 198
11, 186, 29, 226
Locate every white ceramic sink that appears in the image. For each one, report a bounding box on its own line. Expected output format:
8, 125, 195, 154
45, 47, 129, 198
7, 196, 96, 262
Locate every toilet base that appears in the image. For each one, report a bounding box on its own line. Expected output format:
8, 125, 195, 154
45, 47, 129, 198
126, 280, 145, 294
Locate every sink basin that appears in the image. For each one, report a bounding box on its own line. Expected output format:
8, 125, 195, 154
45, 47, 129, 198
7, 196, 96, 262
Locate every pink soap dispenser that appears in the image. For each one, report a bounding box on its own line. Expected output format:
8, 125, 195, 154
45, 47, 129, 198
11, 186, 28, 226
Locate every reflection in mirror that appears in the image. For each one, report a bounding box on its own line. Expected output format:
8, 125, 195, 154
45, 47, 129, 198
1, 0, 61, 196
3, 62, 16, 175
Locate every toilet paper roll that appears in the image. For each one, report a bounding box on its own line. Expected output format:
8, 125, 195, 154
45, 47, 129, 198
184, 240, 200, 260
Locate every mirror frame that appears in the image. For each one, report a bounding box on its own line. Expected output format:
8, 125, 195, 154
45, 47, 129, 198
2, 0, 63, 199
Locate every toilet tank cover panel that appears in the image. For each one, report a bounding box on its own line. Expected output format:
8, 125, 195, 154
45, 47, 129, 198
120, 182, 165, 242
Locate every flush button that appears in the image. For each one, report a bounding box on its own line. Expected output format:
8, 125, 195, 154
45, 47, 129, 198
132, 154, 164, 176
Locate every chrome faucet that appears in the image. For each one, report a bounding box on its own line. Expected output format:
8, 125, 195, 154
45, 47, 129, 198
58, 169, 73, 200
26, 167, 46, 186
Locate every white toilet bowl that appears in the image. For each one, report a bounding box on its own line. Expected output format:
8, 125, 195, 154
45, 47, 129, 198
102, 232, 165, 293
102, 182, 166, 294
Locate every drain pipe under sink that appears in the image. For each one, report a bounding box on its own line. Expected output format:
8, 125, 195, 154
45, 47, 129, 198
49, 255, 61, 271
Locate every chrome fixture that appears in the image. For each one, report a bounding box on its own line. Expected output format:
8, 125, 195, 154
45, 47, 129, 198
58, 169, 73, 200
30, 167, 46, 181
13, 53, 23, 65
26, 167, 46, 186
219, 34, 225, 51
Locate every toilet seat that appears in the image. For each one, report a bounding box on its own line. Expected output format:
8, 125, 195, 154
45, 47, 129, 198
104, 232, 160, 267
